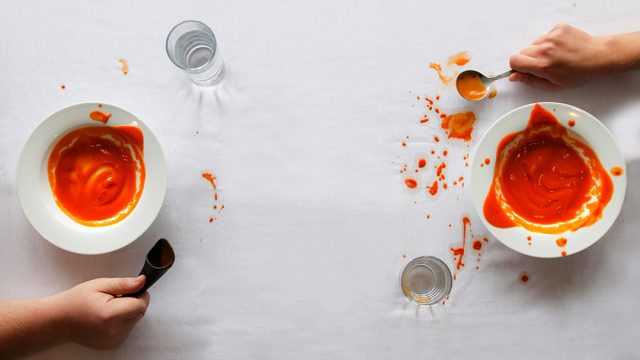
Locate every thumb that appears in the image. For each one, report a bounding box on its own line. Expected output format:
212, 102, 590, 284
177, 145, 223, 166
88, 275, 146, 296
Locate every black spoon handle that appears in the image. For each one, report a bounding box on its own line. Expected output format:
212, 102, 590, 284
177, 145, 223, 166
124, 239, 175, 298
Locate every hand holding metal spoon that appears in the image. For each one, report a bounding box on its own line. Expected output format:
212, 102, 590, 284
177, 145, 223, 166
456, 70, 514, 101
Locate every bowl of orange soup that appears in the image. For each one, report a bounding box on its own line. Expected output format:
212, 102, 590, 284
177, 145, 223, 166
470, 103, 626, 258
17, 103, 167, 254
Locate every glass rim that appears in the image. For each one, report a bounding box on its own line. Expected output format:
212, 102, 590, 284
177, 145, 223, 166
166, 20, 217, 71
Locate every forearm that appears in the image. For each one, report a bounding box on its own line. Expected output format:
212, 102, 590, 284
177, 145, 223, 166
600, 31, 640, 75
0, 296, 69, 359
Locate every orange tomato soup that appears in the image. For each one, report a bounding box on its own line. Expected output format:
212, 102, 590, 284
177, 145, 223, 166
483, 104, 613, 234
456, 72, 487, 101
48, 125, 145, 226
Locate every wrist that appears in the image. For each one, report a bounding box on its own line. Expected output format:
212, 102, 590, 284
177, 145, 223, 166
41, 293, 74, 344
599, 32, 640, 74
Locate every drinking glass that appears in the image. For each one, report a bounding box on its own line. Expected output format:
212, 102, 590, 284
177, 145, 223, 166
166, 20, 225, 86
401, 256, 452, 305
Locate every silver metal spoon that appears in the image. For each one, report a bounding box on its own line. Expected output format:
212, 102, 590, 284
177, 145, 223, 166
456, 69, 514, 101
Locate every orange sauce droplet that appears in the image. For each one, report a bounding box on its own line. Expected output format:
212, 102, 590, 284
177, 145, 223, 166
484, 158, 490, 165
89, 110, 112, 124
404, 179, 418, 188
427, 180, 439, 196
47, 126, 145, 226
556, 237, 567, 247
418, 159, 427, 168
611, 167, 623, 176
561, 251, 567, 257
441, 112, 476, 141
60, 84, 66, 90
436, 162, 447, 177
483, 104, 613, 234
118, 58, 129, 75
448, 51, 470, 66
527, 236, 531, 241
443, 150, 448, 156
434, 136, 440, 142
456, 72, 487, 101
568, 119, 575, 127
488, 88, 497, 99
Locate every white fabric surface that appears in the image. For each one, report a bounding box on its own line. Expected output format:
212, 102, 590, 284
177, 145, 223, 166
1, 0, 640, 358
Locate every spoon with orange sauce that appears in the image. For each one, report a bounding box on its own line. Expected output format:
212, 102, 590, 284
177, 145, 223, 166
456, 70, 514, 101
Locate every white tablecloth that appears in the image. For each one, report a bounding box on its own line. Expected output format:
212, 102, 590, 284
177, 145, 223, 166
1, 0, 640, 358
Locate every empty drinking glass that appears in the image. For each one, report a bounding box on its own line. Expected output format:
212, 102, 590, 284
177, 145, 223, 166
166, 20, 225, 86
401, 256, 452, 305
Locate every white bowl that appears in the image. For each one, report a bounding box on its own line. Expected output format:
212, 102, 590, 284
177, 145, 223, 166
17, 103, 167, 255
470, 102, 626, 258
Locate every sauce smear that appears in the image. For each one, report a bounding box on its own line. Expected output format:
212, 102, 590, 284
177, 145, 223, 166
89, 110, 112, 124
48, 126, 145, 226
441, 112, 476, 141
483, 104, 613, 234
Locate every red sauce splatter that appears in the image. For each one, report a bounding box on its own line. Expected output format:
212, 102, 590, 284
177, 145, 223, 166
97, 103, 103, 108
519, 272, 530, 283
436, 95, 440, 101
47, 126, 145, 226
436, 162, 447, 177
450, 216, 471, 271
472, 240, 482, 250
89, 110, 112, 124
434, 136, 440, 142
556, 237, 567, 247
118, 58, 129, 75
430, 150, 435, 155
527, 236, 532, 241
405, 179, 418, 188
420, 116, 429, 123
568, 119, 576, 127
401, 141, 407, 147
60, 84, 66, 90
561, 251, 567, 257
484, 158, 490, 165
443, 150, 448, 156
611, 167, 623, 176
427, 180, 439, 196
483, 104, 613, 234
416, 96, 420, 100
202, 172, 223, 223
443, 183, 448, 189
426, 213, 431, 219
441, 112, 476, 141
418, 159, 427, 168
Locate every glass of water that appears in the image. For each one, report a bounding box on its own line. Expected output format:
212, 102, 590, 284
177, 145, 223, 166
401, 256, 452, 306
166, 20, 225, 86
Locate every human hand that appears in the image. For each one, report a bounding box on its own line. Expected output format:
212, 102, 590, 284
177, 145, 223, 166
51, 276, 150, 349
509, 23, 613, 89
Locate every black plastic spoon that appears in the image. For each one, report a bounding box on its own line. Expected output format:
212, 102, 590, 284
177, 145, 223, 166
125, 238, 175, 297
